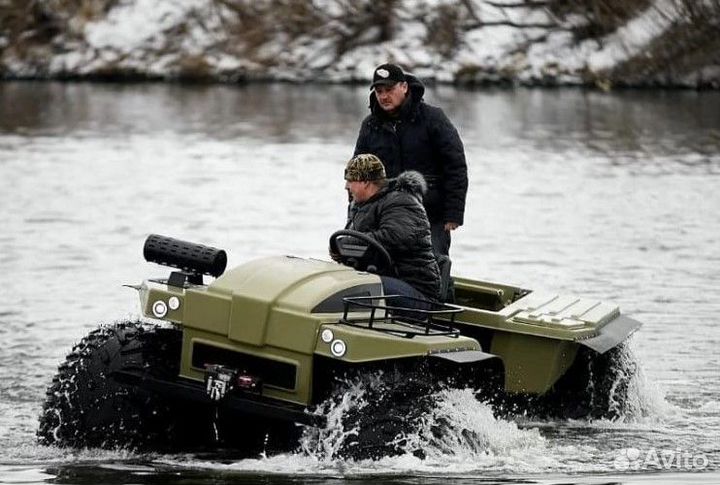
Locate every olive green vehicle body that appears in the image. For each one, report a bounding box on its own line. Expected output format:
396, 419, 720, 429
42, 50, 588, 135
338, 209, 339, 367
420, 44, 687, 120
139, 255, 641, 408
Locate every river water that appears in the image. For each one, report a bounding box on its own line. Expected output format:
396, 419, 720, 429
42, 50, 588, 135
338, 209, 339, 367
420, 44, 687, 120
0, 82, 718, 485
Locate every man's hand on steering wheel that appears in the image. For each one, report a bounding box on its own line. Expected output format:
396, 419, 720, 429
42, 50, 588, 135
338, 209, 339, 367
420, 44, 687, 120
329, 230, 395, 276
329, 248, 342, 263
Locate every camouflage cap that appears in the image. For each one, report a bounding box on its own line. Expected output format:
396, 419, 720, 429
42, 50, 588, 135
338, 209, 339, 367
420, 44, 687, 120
344, 154, 387, 182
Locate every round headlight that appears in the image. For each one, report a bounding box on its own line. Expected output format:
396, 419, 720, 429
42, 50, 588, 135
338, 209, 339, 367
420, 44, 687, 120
321, 329, 334, 343
152, 300, 168, 318
330, 339, 347, 357
168, 296, 180, 310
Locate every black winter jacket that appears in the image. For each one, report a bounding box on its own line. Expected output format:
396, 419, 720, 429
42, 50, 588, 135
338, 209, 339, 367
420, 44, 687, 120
354, 75, 468, 225
346, 171, 441, 300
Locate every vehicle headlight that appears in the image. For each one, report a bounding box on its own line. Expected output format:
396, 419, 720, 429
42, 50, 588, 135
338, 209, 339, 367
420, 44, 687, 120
168, 296, 180, 310
330, 339, 347, 357
152, 300, 168, 318
321, 329, 334, 343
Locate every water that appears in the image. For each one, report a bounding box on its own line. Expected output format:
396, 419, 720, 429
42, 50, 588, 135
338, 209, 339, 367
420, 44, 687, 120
1, 82, 719, 484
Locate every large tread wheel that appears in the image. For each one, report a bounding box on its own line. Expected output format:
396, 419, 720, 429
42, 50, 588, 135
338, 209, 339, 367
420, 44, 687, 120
37, 320, 208, 450
308, 361, 440, 461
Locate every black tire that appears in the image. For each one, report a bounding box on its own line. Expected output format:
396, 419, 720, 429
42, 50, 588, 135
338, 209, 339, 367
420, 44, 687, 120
37, 320, 212, 450
306, 360, 440, 461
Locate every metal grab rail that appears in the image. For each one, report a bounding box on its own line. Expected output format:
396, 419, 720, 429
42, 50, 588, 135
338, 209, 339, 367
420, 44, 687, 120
340, 295, 464, 338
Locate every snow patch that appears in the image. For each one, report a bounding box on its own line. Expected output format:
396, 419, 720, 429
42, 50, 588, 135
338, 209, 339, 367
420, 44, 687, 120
3, 0, 713, 86
587, 0, 680, 71
84, 0, 207, 51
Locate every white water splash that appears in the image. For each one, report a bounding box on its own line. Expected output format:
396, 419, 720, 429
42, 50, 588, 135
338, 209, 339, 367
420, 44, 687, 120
155, 343, 676, 475
157, 387, 584, 475
414, 389, 544, 455
293, 378, 559, 474
297, 374, 374, 461
609, 341, 673, 422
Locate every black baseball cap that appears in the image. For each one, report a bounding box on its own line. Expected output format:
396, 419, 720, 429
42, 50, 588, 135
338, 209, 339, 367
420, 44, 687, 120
371, 63, 406, 89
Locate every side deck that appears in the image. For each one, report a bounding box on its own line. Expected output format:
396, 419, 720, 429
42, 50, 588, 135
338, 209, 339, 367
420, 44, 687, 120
449, 277, 640, 394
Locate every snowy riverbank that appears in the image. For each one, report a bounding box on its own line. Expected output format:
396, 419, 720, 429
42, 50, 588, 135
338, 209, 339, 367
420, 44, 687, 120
1, 0, 719, 88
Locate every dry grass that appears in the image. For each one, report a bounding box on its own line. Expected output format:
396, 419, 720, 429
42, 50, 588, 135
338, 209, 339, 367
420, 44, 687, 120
425, 4, 463, 56
548, 0, 653, 39
0, 0, 118, 46
217, 0, 399, 64
605, 0, 720, 87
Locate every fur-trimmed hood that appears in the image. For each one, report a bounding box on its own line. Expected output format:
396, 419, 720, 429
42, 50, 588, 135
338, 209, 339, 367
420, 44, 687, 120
344, 168, 439, 300
393, 170, 427, 199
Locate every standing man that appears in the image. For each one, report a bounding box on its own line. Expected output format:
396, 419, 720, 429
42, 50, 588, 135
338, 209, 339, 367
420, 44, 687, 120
353, 63, 468, 260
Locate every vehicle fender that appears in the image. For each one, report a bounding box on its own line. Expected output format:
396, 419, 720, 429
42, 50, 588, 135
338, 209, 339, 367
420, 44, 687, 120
578, 315, 643, 354
314, 324, 481, 363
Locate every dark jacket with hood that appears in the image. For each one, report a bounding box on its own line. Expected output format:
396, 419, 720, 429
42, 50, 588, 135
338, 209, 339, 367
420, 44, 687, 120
354, 74, 468, 225
346, 171, 441, 300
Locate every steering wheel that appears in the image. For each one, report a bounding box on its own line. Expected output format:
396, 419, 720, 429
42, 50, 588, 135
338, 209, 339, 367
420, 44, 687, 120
329, 230, 395, 276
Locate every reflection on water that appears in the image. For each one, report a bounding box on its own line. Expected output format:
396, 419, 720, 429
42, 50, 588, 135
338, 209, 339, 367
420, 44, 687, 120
0, 81, 719, 484
0, 82, 369, 142
2, 82, 719, 161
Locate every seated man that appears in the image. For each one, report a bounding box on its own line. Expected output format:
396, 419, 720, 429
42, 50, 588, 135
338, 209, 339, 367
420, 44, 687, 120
334, 153, 441, 302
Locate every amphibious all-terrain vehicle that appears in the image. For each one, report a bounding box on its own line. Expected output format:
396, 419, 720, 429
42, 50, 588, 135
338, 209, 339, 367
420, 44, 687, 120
39, 234, 642, 458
